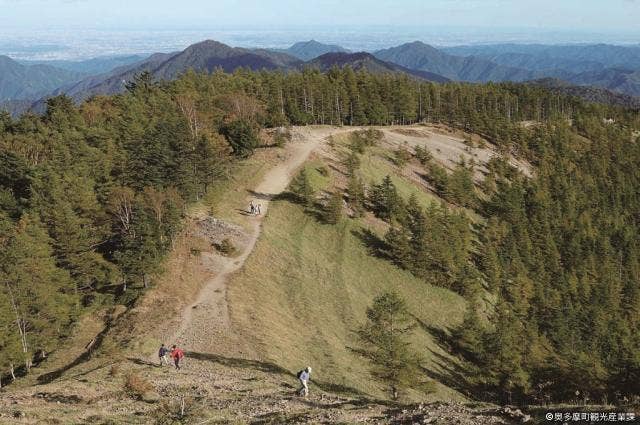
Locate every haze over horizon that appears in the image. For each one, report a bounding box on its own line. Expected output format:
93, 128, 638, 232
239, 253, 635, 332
1, 0, 639, 60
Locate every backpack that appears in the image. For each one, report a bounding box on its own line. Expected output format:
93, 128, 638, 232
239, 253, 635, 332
296, 370, 304, 379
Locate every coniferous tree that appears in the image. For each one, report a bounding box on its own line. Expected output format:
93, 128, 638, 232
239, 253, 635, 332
324, 191, 343, 224
393, 143, 412, 168
385, 225, 412, 269
221, 119, 259, 157
356, 292, 432, 400
447, 158, 476, 207
346, 175, 366, 217
0, 215, 76, 372
290, 169, 314, 208
370, 175, 402, 221
345, 151, 361, 176
414, 145, 432, 165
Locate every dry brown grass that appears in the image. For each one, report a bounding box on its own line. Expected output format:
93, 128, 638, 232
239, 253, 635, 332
109, 363, 121, 377
104, 227, 214, 354
124, 371, 154, 398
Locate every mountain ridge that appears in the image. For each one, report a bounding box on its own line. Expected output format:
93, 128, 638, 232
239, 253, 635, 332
374, 41, 533, 82
306, 51, 450, 82
280, 39, 350, 61
11, 39, 640, 116
46, 41, 449, 105
0, 55, 84, 101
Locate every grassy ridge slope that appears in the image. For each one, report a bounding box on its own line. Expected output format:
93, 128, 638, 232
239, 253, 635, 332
227, 157, 467, 401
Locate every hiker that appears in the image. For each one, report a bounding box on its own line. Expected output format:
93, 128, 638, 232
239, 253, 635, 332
257, 204, 262, 215
297, 366, 312, 397
249, 200, 255, 215
170, 345, 184, 370
158, 343, 170, 366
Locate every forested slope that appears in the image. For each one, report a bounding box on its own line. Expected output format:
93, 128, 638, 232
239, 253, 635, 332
0, 67, 639, 409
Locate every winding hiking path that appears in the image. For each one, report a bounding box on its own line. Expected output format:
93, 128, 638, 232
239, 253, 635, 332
170, 126, 354, 356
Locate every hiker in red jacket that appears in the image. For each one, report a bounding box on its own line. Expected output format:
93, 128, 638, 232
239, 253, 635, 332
170, 345, 184, 370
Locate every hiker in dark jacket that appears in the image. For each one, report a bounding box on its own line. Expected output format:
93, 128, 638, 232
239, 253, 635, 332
297, 366, 312, 397
158, 343, 170, 366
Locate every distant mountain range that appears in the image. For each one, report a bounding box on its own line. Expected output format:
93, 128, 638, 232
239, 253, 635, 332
442, 43, 640, 73
374, 41, 532, 82
306, 52, 450, 82
441, 43, 640, 97
150, 40, 301, 77
375, 41, 640, 99
3, 39, 640, 116
277, 40, 350, 61
0, 55, 83, 101
51, 40, 448, 104
19, 55, 149, 75
49, 51, 180, 102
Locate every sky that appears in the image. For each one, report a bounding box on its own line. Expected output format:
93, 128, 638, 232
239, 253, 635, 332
1, 0, 639, 33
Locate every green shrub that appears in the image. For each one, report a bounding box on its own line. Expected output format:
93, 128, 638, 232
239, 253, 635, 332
414, 145, 432, 165
393, 144, 412, 167
216, 238, 237, 256
221, 119, 259, 157
290, 169, 315, 207
324, 191, 343, 224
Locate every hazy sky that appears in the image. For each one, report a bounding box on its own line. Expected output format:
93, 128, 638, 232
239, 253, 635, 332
1, 0, 639, 33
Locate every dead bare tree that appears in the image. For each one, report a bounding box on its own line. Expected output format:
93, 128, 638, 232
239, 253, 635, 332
221, 92, 265, 123
4, 282, 31, 372
175, 93, 199, 141
108, 187, 136, 238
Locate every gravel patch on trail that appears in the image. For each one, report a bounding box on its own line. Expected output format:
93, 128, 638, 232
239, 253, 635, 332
191, 217, 251, 251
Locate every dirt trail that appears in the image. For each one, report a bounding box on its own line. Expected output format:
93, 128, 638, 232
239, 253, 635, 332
169, 126, 353, 357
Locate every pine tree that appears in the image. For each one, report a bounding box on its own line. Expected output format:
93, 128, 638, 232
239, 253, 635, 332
385, 226, 412, 270
447, 158, 476, 207
0, 215, 76, 372
426, 162, 449, 195
370, 175, 402, 221
482, 302, 531, 403
393, 143, 412, 168
195, 134, 228, 195
324, 191, 343, 224
221, 119, 260, 157
453, 300, 485, 362
346, 175, 366, 217
345, 151, 361, 176
356, 292, 432, 400
290, 169, 314, 208
404, 194, 428, 275
414, 145, 432, 165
